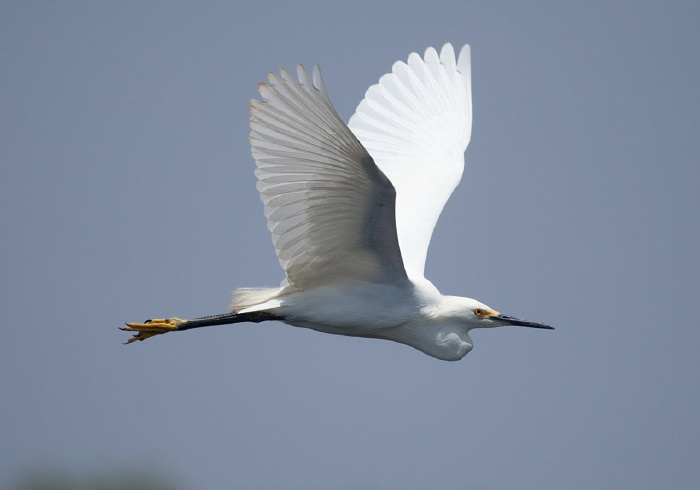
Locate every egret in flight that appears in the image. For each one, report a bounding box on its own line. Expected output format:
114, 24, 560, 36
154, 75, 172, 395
122, 43, 552, 361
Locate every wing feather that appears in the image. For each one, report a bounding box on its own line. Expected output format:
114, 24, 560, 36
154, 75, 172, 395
250, 65, 407, 290
348, 43, 472, 280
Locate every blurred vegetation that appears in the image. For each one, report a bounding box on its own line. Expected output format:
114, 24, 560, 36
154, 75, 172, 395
10, 470, 180, 490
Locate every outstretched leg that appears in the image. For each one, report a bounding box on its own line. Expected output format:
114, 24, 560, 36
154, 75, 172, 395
121, 311, 283, 344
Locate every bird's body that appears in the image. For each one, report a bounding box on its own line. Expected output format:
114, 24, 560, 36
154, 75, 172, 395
122, 43, 552, 361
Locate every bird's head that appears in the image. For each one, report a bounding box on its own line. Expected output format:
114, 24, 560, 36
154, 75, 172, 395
440, 296, 554, 331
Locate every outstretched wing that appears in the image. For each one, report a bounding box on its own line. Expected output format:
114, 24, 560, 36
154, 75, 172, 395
250, 65, 407, 290
348, 44, 472, 280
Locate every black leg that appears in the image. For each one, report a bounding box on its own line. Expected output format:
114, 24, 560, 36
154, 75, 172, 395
177, 311, 284, 331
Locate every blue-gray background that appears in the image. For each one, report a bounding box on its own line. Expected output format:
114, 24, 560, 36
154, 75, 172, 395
2, 1, 698, 489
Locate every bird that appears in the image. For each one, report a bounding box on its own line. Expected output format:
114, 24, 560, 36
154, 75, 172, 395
121, 43, 553, 361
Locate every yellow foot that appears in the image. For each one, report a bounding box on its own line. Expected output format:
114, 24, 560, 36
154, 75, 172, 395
120, 318, 185, 344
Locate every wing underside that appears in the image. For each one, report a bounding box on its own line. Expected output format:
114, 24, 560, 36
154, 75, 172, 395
348, 44, 472, 280
250, 65, 407, 291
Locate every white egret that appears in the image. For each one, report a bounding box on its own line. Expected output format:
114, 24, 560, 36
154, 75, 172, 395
122, 43, 552, 361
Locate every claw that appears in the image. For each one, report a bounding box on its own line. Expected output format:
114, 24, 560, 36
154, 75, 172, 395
120, 318, 185, 344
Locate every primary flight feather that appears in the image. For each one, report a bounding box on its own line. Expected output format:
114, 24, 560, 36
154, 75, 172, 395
122, 43, 553, 361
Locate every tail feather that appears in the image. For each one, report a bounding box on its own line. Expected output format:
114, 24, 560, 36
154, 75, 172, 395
230, 287, 284, 313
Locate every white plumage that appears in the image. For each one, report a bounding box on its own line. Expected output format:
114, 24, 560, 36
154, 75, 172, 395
123, 43, 552, 360
349, 44, 471, 280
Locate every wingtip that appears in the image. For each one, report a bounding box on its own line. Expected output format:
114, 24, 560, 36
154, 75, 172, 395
438, 43, 456, 65
423, 46, 440, 64
311, 64, 327, 95
457, 44, 471, 75
279, 65, 295, 82
250, 99, 262, 115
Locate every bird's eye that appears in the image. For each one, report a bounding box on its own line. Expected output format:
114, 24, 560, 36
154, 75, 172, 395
474, 308, 484, 317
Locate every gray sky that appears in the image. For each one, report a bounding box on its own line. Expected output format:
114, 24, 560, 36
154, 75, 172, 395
2, 1, 699, 489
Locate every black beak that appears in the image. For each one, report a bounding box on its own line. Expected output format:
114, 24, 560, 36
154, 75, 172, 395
491, 314, 554, 330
